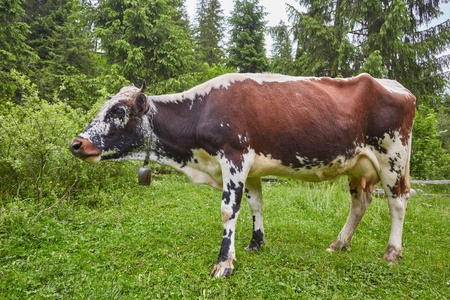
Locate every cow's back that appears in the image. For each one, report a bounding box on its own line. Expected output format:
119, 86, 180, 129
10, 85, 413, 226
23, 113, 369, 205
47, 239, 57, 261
196, 73, 415, 169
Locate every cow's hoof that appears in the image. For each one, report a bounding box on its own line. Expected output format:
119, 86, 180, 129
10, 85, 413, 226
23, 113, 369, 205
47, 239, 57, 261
210, 259, 235, 278
327, 240, 349, 252
382, 245, 402, 264
245, 240, 264, 252
326, 246, 336, 253
245, 245, 259, 252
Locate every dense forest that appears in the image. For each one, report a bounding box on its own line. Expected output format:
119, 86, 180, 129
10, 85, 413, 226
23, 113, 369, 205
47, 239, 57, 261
0, 0, 449, 205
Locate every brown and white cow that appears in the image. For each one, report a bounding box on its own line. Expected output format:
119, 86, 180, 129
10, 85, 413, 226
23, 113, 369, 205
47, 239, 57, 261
70, 73, 416, 278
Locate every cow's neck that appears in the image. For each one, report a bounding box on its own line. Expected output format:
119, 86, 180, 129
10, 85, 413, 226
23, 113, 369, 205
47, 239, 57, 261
148, 96, 202, 165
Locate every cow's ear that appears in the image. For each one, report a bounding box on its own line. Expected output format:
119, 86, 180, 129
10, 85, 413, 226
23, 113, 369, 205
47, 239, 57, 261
134, 93, 150, 116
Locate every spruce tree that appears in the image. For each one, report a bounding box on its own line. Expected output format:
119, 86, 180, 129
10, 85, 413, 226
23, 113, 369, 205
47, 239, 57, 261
288, 0, 357, 77
20, 0, 100, 104
268, 21, 294, 74
95, 0, 198, 93
194, 0, 225, 66
228, 0, 268, 73
0, 0, 37, 99
351, 0, 450, 104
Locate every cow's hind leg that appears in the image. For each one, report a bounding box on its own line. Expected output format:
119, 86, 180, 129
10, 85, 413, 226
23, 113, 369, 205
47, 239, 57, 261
380, 168, 410, 263
327, 178, 373, 252
382, 191, 408, 263
379, 134, 412, 264
244, 177, 265, 251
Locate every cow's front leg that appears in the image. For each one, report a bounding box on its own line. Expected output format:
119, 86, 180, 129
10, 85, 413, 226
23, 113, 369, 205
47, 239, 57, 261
210, 178, 244, 278
211, 150, 254, 278
244, 177, 265, 251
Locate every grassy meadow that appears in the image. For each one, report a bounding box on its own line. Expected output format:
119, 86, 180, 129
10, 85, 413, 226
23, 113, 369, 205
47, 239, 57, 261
0, 168, 449, 299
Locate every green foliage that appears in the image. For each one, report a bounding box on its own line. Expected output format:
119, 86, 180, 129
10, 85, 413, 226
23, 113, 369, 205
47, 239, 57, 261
198, 62, 237, 82
268, 21, 294, 74
146, 72, 203, 95
59, 64, 129, 110
435, 95, 450, 151
288, 0, 357, 77
0, 70, 134, 206
96, 0, 198, 92
194, 0, 225, 66
20, 0, 111, 106
0, 0, 38, 99
359, 50, 388, 78
411, 105, 450, 179
228, 0, 268, 73
353, 0, 449, 104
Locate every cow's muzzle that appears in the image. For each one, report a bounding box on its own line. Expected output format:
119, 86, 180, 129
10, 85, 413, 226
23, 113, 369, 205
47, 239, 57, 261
69, 137, 102, 162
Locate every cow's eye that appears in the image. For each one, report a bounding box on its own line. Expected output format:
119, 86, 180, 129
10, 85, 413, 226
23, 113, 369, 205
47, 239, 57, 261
112, 107, 125, 119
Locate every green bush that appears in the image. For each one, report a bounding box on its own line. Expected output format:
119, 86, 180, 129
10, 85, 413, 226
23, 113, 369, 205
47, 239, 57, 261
0, 71, 136, 208
411, 104, 450, 179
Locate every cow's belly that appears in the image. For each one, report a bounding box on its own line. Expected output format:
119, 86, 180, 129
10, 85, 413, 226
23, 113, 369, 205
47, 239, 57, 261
249, 151, 380, 183
175, 148, 381, 190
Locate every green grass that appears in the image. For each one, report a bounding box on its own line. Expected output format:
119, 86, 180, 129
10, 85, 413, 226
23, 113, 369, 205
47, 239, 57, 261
1, 173, 449, 299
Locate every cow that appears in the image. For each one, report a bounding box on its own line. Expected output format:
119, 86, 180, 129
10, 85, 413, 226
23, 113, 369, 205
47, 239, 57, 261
69, 73, 416, 278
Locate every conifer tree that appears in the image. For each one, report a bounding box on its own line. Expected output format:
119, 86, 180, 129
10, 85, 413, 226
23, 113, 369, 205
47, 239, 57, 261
96, 0, 198, 93
20, 0, 99, 103
194, 0, 225, 66
351, 0, 449, 104
0, 0, 37, 99
288, 0, 357, 77
269, 21, 294, 74
228, 0, 268, 73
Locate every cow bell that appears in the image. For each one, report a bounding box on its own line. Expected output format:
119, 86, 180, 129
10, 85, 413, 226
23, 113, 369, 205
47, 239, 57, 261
138, 167, 152, 185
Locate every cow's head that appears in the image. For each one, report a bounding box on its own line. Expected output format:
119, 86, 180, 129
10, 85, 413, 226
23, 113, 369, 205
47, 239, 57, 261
69, 83, 153, 162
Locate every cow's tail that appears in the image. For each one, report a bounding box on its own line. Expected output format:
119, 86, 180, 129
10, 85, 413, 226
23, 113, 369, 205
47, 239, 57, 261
405, 132, 413, 194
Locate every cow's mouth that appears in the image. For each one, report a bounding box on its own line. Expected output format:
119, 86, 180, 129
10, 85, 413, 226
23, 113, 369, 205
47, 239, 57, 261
69, 137, 102, 162
99, 150, 121, 161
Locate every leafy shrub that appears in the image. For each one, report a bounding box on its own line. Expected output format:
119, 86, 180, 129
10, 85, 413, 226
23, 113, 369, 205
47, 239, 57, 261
197, 63, 237, 82
0, 71, 136, 208
411, 104, 450, 179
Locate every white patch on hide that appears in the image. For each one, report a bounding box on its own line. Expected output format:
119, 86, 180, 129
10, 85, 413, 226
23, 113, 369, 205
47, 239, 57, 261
374, 78, 414, 99
375, 130, 410, 195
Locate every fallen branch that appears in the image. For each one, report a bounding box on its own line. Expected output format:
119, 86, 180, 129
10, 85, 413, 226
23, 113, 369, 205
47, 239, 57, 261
34, 178, 77, 220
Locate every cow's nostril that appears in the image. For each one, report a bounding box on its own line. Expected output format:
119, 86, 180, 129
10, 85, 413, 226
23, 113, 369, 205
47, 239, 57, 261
69, 138, 102, 160
71, 141, 82, 152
